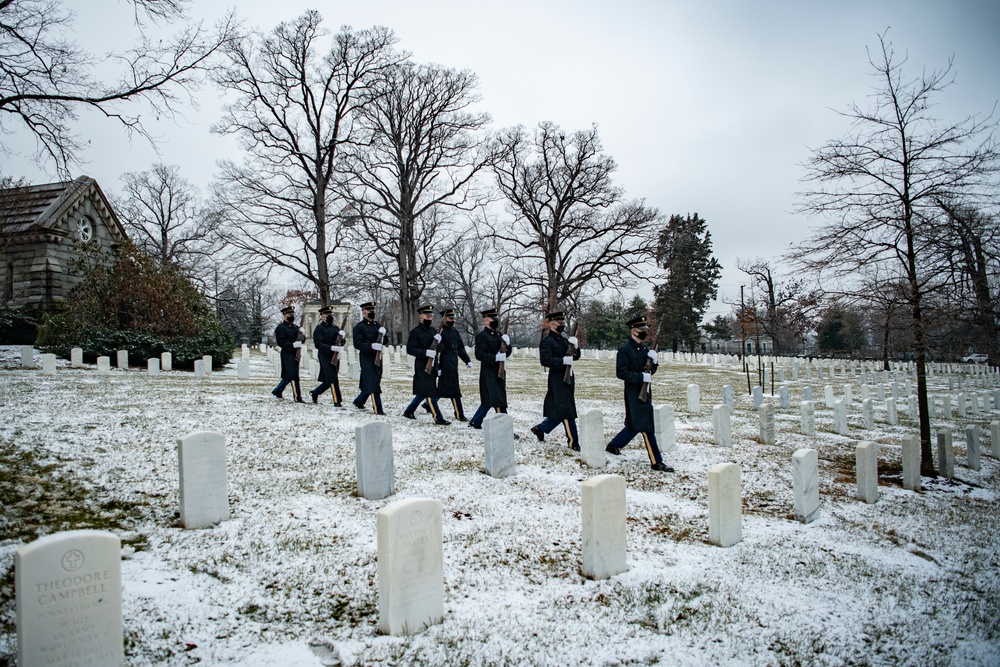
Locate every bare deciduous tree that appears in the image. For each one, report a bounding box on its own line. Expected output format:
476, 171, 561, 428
0, 0, 239, 174
791, 32, 1000, 475
210, 13, 402, 307
736, 257, 818, 355
488, 122, 660, 320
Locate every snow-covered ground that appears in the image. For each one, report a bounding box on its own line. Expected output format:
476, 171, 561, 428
0, 346, 998, 666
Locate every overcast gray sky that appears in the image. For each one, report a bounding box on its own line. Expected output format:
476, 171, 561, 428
8, 0, 1000, 317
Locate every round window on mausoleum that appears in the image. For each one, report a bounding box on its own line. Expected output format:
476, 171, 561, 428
76, 216, 94, 242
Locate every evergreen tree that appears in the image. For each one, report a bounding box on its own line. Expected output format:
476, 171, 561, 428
653, 213, 722, 352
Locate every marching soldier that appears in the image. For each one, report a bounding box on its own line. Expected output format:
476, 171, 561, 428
352, 302, 386, 415
530, 310, 581, 450
403, 304, 450, 424
606, 315, 673, 472
468, 307, 510, 429
271, 305, 305, 402
309, 306, 344, 406
437, 307, 472, 421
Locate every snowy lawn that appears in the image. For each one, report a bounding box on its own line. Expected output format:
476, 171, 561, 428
0, 346, 998, 666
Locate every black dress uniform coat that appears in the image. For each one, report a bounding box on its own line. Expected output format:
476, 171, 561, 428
437, 325, 470, 399
474, 327, 507, 409
406, 321, 440, 398
353, 318, 383, 394
274, 320, 301, 381
616, 338, 658, 433
540, 330, 581, 420
313, 319, 343, 383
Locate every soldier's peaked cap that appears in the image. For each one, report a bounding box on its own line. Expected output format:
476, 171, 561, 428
545, 311, 565, 321
417, 304, 435, 314
280, 306, 295, 315
359, 301, 376, 310
627, 315, 648, 329
440, 307, 456, 317
319, 306, 333, 315
480, 307, 498, 318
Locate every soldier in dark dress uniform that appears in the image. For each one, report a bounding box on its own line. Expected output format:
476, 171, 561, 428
468, 307, 511, 429
352, 301, 386, 415
437, 307, 472, 420
402, 304, 450, 424
272, 305, 305, 402
309, 306, 344, 406
606, 315, 673, 472
530, 311, 581, 450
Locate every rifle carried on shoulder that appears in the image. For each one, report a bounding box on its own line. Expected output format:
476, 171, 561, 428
498, 319, 510, 380
639, 316, 663, 402
373, 314, 386, 367
562, 320, 580, 385
425, 322, 445, 375
331, 315, 348, 366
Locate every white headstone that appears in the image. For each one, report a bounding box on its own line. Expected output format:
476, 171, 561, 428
802, 386, 813, 402
581, 474, 627, 580
356, 422, 394, 500
722, 385, 734, 409
957, 393, 968, 418
686, 384, 700, 414
115, 350, 128, 369
886, 397, 898, 425
824, 385, 835, 409
876, 384, 885, 402
792, 448, 820, 524
20, 345, 33, 367
908, 395, 918, 419
15, 530, 123, 667
194, 359, 205, 377
936, 430, 954, 480
653, 404, 676, 454
779, 385, 790, 409
843, 383, 853, 404
901, 434, 921, 491
855, 441, 879, 504
70, 348, 83, 368
861, 398, 874, 430
834, 399, 848, 435
348, 362, 360, 380
800, 401, 816, 436
201, 355, 212, 375
712, 404, 732, 447
96, 357, 111, 374
147, 358, 160, 375
41, 353, 56, 375
237, 358, 249, 379
991, 421, 1000, 459
752, 386, 764, 410
377, 498, 444, 636
160, 351, 172, 372
578, 409, 606, 468
860, 384, 870, 402
965, 426, 981, 471
177, 431, 230, 529
758, 403, 776, 445
483, 412, 517, 478
708, 463, 742, 547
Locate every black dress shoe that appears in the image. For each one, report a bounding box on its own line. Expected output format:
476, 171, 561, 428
456, 416, 468, 422
310, 392, 318, 404
272, 390, 282, 399
468, 422, 482, 430
435, 418, 452, 426
651, 462, 675, 472
294, 396, 305, 403
605, 445, 624, 456
570, 444, 581, 452
334, 403, 343, 408
403, 411, 416, 420
353, 400, 365, 410
530, 426, 545, 442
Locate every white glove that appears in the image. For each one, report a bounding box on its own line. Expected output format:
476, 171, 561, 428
371, 342, 382, 351
331, 345, 342, 353
642, 372, 652, 383
293, 341, 303, 349
501, 334, 510, 345
562, 356, 574, 366
648, 350, 658, 364
466, 361, 472, 368
568, 336, 578, 347
495, 352, 506, 362
425, 349, 437, 358
378, 327, 386, 335
433, 333, 442, 342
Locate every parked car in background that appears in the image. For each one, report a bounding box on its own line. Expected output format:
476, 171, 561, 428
961, 353, 989, 363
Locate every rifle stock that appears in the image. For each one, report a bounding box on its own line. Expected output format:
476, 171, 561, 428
498, 319, 510, 379
373, 314, 386, 367
331, 315, 348, 366
425, 323, 444, 374
639, 316, 663, 402
562, 320, 580, 385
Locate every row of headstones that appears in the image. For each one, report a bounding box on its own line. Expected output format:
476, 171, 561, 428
20, 346, 249, 379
